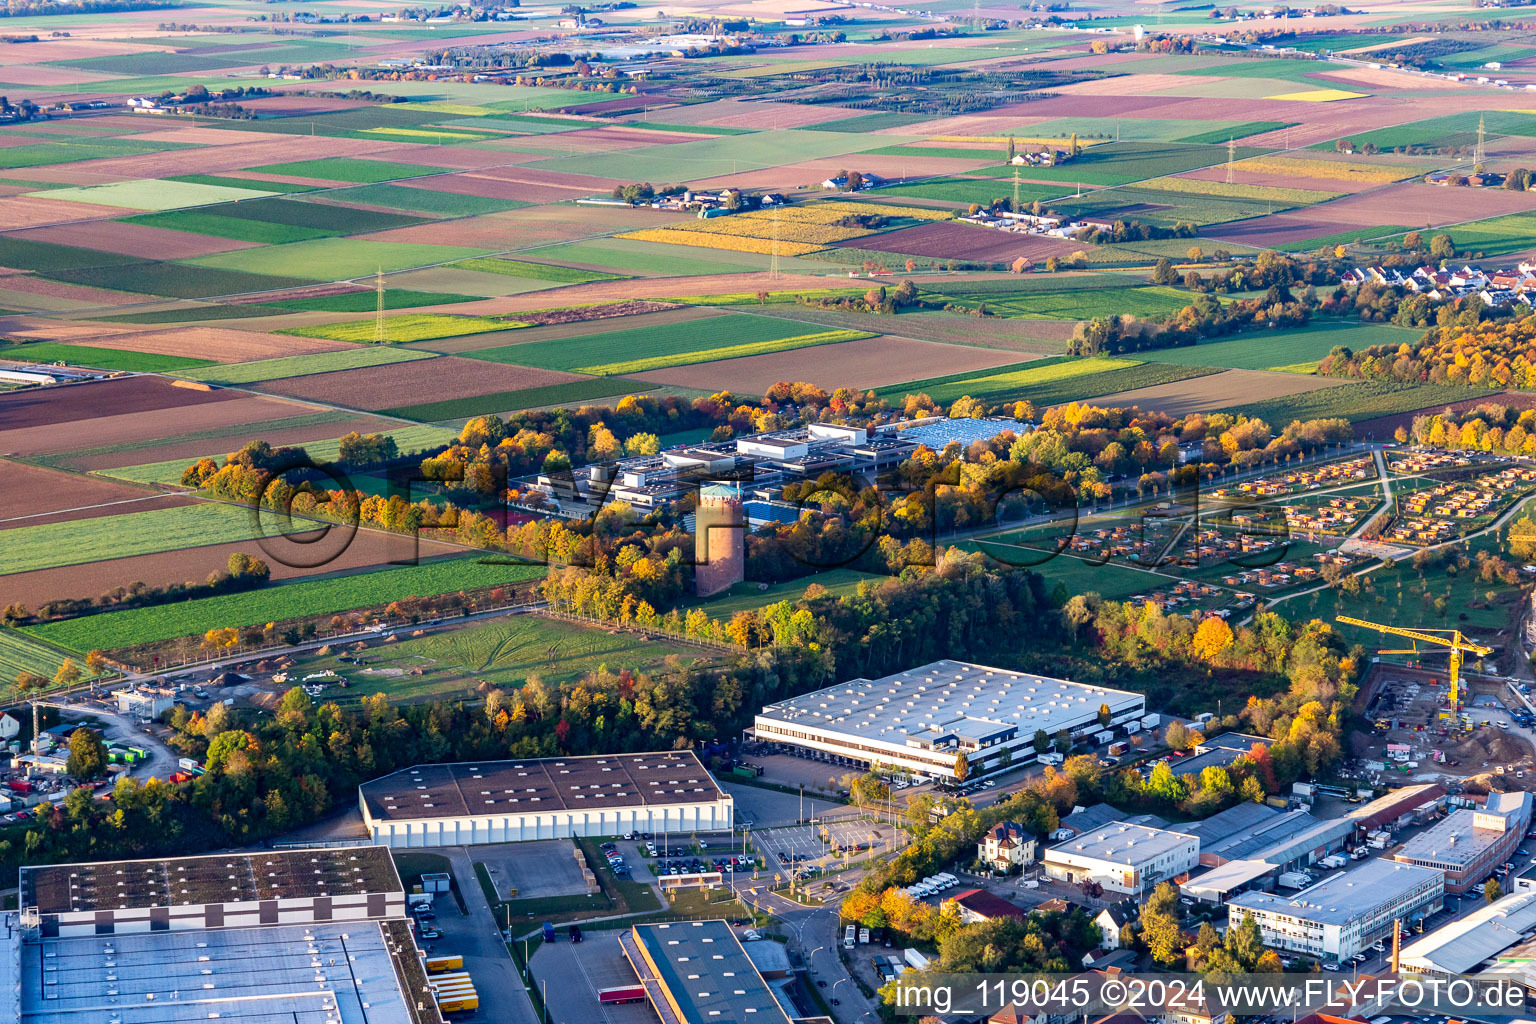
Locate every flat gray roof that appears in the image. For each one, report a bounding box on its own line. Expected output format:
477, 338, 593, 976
21, 846, 401, 914
756, 660, 1142, 750
631, 920, 791, 1024
1229, 859, 1442, 926
20, 921, 416, 1024
1395, 792, 1533, 869
360, 751, 725, 823
1182, 802, 1281, 848
1201, 809, 1349, 864
1047, 822, 1196, 865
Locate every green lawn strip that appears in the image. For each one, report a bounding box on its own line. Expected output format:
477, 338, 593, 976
194, 347, 439, 385
118, 211, 334, 245
1374, 213, 1536, 259
1130, 322, 1422, 371
384, 378, 657, 421
42, 263, 311, 299
1174, 121, 1297, 144
0, 341, 212, 373
272, 290, 481, 313
281, 313, 523, 344
468, 313, 814, 372
0, 502, 322, 577
1228, 381, 1499, 424
0, 235, 140, 274
315, 183, 527, 216
167, 174, 322, 194
26, 557, 545, 653
448, 257, 624, 284
182, 238, 494, 281
251, 157, 455, 183
879, 359, 1222, 407
572, 329, 875, 376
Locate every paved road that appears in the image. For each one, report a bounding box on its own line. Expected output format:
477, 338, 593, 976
441, 846, 542, 1024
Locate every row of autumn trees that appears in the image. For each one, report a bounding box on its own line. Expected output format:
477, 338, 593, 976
1319, 312, 1536, 388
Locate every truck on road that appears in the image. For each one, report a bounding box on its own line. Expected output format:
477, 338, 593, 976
542, 921, 556, 943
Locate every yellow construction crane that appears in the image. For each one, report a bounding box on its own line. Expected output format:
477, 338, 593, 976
1336, 615, 1492, 714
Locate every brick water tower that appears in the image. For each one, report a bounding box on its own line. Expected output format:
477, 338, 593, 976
695, 482, 745, 598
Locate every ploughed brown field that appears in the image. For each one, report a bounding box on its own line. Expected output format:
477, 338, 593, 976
0, 459, 189, 530
1090, 368, 1345, 417
640, 335, 1027, 394
4, 221, 262, 259
251, 355, 587, 410
840, 221, 1084, 263
67, 326, 347, 362
61, 414, 400, 474
0, 530, 472, 610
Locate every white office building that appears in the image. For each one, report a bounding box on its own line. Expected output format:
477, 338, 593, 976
1043, 822, 1200, 899
752, 660, 1144, 780
1227, 859, 1445, 963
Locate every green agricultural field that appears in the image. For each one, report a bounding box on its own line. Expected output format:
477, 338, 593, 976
1381, 213, 1536, 259
964, 142, 1255, 188
1312, 110, 1536, 152
468, 313, 819, 374
1175, 121, 1296, 145
98, 423, 461, 485
518, 240, 766, 277
28, 558, 546, 653
877, 178, 1071, 207
524, 128, 890, 181
285, 313, 520, 344
194, 346, 439, 385
875, 355, 1122, 405
815, 112, 934, 133
0, 628, 80, 683
1231, 381, 1500, 423
575, 329, 873, 377
0, 341, 212, 373
1133, 322, 1421, 371
287, 613, 709, 701
1281, 225, 1411, 252
449, 258, 623, 284
384, 378, 657, 421
182, 238, 493, 280
921, 284, 1194, 319
0, 501, 327, 576
98, 304, 293, 324
250, 157, 454, 183
0, 138, 190, 170
274, 289, 481, 313
880, 358, 1221, 408
118, 211, 333, 245
319, 183, 527, 217
169, 174, 322, 194
0, 236, 140, 274
29, 179, 276, 211
43, 262, 311, 299
1174, 57, 1340, 80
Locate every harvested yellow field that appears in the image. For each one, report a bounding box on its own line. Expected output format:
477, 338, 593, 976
616, 201, 947, 254
1147, 176, 1342, 203
1269, 88, 1366, 102
1230, 156, 1409, 184
616, 229, 826, 255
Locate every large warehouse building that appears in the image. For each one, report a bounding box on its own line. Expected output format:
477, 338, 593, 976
752, 659, 1144, 779
11, 847, 443, 1024
620, 920, 793, 1024
359, 751, 734, 848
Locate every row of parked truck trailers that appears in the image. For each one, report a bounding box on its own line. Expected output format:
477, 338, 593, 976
424, 954, 479, 1014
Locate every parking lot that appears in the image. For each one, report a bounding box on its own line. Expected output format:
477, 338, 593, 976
530, 928, 655, 1024
478, 839, 591, 900
754, 821, 901, 870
